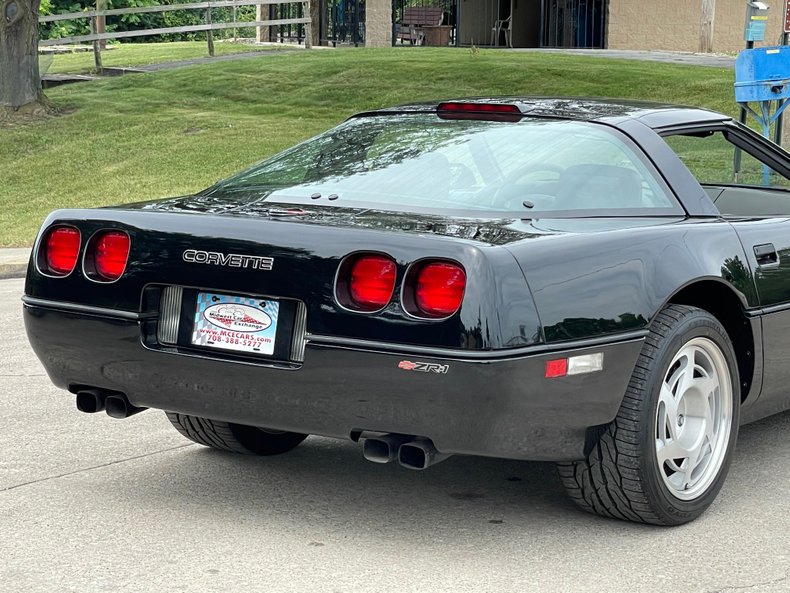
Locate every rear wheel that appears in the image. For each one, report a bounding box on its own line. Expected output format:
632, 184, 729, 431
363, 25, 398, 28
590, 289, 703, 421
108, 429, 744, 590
558, 304, 740, 525
166, 412, 308, 455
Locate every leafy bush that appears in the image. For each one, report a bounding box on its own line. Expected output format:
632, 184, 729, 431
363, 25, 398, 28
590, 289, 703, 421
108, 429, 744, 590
38, 0, 260, 42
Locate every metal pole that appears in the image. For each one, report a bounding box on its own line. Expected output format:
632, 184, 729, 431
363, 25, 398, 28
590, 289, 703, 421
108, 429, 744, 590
775, 32, 790, 145
331, 0, 336, 46
392, 0, 397, 46
734, 39, 755, 176
353, 0, 359, 46
455, 0, 460, 47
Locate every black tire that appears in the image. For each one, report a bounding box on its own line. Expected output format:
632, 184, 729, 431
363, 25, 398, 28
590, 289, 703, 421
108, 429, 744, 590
558, 304, 740, 525
166, 412, 308, 455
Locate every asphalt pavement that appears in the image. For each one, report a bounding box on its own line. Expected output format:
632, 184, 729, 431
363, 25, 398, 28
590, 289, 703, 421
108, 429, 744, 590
1, 276, 788, 592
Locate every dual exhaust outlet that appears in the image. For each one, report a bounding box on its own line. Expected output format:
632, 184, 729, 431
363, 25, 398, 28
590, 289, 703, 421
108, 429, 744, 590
360, 432, 451, 470
76, 390, 447, 470
75, 389, 147, 419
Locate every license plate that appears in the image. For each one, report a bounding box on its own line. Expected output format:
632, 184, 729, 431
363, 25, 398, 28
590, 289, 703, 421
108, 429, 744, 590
191, 292, 279, 355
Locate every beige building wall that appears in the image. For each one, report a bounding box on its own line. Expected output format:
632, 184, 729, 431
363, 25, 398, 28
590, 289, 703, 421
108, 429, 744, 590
713, 0, 785, 50
607, 0, 787, 52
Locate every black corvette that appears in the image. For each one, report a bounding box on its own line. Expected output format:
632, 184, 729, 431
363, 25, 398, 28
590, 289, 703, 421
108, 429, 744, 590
23, 98, 790, 525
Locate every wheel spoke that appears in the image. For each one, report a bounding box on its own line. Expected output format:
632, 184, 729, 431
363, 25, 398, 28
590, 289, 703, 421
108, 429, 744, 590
658, 383, 680, 440
682, 436, 710, 487
703, 398, 718, 451
675, 351, 696, 396
656, 438, 688, 469
694, 375, 718, 400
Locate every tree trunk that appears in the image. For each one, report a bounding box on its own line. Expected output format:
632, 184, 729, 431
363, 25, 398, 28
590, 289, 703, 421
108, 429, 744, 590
310, 0, 319, 46
258, 6, 277, 42
699, 0, 716, 53
0, 0, 44, 111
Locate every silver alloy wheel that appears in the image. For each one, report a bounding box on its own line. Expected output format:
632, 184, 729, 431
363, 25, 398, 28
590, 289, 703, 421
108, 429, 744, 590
655, 337, 733, 501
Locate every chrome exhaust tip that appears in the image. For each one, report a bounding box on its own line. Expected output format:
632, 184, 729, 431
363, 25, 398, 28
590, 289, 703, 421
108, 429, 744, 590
398, 438, 451, 471
360, 433, 411, 464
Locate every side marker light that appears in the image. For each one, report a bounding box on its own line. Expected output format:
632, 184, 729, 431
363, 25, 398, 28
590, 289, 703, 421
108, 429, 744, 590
545, 353, 604, 378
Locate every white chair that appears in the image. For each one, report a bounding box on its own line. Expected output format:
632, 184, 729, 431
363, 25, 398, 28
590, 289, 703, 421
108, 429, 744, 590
491, 15, 512, 48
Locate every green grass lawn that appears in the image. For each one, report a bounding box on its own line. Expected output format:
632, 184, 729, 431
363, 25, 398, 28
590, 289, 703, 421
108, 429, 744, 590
1, 47, 738, 246
42, 40, 287, 75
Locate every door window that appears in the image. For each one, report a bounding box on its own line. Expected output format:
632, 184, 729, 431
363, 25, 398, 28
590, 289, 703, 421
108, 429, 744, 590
663, 130, 790, 216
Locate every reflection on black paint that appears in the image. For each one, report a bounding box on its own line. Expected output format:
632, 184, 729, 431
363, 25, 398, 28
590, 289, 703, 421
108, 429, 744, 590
544, 313, 648, 342
721, 255, 757, 304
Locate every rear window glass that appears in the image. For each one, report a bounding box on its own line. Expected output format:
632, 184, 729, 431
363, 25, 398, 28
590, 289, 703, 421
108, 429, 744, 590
207, 114, 679, 215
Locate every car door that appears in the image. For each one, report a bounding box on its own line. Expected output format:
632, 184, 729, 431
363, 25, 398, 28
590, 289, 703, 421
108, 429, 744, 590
662, 122, 790, 412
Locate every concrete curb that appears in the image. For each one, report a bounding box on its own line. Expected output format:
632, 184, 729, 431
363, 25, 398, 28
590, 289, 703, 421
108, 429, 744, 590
0, 249, 31, 280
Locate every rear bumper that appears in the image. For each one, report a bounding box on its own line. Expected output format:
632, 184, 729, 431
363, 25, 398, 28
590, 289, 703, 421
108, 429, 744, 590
23, 301, 644, 462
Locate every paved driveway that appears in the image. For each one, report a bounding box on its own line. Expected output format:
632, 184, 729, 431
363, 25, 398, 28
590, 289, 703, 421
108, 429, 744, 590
1, 277, 788, 593
508, 48, 736, 68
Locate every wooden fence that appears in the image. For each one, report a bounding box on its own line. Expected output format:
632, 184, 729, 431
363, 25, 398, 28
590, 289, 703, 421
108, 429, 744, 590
39, 0, 312, 57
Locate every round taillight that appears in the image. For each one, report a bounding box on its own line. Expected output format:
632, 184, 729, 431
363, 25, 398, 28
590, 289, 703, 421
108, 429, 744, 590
44, 226, 81, 276
415, 262, 466, 318
92, 231, 130, 281
348, 255, 397, 311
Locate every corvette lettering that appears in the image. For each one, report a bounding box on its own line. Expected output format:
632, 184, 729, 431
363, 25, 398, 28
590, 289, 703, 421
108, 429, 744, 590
183, 249, 273, 270
398, 360, 449, 374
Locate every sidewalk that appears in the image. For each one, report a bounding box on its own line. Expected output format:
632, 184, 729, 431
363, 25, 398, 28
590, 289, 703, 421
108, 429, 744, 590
508, 48, 736, 68
0, 248, 31, 280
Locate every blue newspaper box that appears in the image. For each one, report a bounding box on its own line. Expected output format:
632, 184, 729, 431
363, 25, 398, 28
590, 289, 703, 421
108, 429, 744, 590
735, 46, 790, 103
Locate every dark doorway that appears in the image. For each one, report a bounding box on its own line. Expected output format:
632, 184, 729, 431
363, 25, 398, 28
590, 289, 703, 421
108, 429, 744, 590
319, 0, 365, 46
541, 0, 606, 48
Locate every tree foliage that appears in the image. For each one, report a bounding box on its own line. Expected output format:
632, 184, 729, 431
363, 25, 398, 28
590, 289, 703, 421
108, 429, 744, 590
38, 0, 261, 42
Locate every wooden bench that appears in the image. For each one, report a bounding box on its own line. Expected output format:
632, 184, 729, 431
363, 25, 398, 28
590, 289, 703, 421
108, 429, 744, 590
397, 7, 444, 46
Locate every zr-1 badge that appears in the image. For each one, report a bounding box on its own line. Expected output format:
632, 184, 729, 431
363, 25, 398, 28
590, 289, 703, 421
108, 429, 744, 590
398, 360, 449, 374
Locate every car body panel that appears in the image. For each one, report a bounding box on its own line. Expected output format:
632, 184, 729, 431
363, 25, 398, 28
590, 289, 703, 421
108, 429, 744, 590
504, 217, 757, 340
23, 304, 644, 461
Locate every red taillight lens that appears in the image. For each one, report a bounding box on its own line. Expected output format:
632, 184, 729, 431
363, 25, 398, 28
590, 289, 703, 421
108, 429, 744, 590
93, 231, 130, 281
436, 102, 522, 122
415, 262, 466, 317
349, 255, 397, 311
44, 226, 81, 276
437, 102, 521, 113
545, 359, 568, 379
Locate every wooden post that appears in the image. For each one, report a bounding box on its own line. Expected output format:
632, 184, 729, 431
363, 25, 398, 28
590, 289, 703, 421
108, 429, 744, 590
206, 7, 215, 56
699, 0, 716, 53
304, 1, 312, 48
95, 0, 106, 50
90, 17, 103, 73
232, 5, 237, 40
